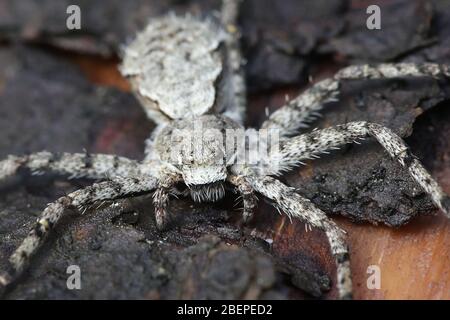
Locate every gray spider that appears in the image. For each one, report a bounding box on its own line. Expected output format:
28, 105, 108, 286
0, 0, 449, 299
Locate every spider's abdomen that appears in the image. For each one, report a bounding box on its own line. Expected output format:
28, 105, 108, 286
120, 15, 228, 123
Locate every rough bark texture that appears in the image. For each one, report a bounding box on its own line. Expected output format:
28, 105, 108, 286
0, 0, 449, 299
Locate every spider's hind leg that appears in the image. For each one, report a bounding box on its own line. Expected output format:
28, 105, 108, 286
247, 175, 352, 299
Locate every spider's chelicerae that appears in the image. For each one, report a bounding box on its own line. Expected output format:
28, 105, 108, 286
1, 0, 449, 299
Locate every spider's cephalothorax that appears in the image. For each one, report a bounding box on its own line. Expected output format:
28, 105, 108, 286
1, 0, 449, 299
153, 114, 242, 203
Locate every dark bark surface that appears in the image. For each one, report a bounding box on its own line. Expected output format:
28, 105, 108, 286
0, 0, 222, 56
0, 0, 449, 299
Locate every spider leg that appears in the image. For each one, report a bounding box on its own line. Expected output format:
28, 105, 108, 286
152, 174, 183, 230
0, 176, 157, 295
0, 151, 141, 183
227, 174, 258, 223
220, 0, 246, 124
261, 121, 450, 217
261, 63, 450, 137
246, 175, 352, 299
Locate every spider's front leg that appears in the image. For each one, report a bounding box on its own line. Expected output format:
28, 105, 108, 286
0, 175, 157, 296
227, 174, 258, 223
0, 151, 141, 183
263, 121, 450, 218
246, 175, 352, 299
261, 63, 450, 137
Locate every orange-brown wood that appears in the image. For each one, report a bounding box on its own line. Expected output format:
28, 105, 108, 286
70, 55, 131, 91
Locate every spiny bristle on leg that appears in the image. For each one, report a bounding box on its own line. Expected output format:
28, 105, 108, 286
189, 182, 225, 203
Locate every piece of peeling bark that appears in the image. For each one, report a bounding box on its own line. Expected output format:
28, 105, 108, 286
401, 0, 450, 64
323, 0, 435, 62
240, 0, 348, 91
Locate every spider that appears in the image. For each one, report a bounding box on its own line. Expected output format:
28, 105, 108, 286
0, 0, 449, 299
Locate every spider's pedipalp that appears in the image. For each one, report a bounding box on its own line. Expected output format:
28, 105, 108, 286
246, 175, 352, 299
261, 63, 450, 137
262, 121, 449, 218
153, 187, 171, 230
152, 174, 183, 230
0, 151, 141, 183
227, 174, 258, 223
0, 176, 157, 295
